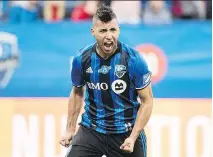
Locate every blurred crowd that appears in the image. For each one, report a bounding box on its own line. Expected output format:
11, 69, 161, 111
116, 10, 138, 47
0, 0, 212, 25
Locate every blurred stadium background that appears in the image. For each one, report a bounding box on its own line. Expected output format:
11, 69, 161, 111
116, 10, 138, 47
0, 0, 212, 157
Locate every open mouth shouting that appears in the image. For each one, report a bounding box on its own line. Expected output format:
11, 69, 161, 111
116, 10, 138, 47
103, 41, 114, 52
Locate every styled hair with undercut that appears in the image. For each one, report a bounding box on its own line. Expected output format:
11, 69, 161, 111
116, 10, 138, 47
93, 4, 117, 23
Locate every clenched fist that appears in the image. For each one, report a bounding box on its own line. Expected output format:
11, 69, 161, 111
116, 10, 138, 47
59, 132, 75, 147
120, 137, 136, 153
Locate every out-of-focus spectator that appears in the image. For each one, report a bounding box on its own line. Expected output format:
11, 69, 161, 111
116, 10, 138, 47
172, 0, 206, 19
71, 1, 98, 22
0, 1, 8, 21
8, 1, 39, 23
43, 1, 65, 22
70, 0, 110, 22
0, 1, 2, 18
71, 1, 100, 22
111, 1, 141, 24
180, 1, 206, 19
206, 0, 212, 19
143, 0, 172, 25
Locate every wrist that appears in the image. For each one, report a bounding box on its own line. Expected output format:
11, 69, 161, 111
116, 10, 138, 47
129, 131, 140, 142
66, 127, 76, 133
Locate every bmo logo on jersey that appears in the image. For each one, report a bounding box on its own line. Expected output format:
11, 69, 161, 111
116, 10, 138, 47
111, 80, 127, 94
87, 82, 108, 90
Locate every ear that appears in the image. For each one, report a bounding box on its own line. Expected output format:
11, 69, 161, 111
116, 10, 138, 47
91, 28, 95, 36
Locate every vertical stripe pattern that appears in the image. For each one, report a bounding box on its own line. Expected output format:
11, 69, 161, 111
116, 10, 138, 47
78, 42, 149, 134
91, 53, 106, 133
119, 51, 133, 124
110, 53, 125, 132
99, 59, 115, 133
82, 49, 94, 127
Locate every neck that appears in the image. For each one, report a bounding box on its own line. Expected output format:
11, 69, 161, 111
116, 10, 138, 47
96, 44, 117, 59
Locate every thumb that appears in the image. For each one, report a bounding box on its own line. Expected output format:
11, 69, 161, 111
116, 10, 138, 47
120, 141, 128, 149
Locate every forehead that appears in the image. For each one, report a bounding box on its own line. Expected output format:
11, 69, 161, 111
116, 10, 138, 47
93, 18, 119, 29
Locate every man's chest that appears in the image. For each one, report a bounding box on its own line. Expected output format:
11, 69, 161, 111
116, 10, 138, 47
83, 61, 130, 94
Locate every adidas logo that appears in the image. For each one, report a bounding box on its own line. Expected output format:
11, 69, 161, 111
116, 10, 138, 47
86, 67, 93, 73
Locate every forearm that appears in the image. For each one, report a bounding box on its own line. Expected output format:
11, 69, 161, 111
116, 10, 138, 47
66, 88, 84, 133
130, 99, 153, 141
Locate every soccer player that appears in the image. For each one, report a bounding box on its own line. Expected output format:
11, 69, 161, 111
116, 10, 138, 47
60, 5, 153, 157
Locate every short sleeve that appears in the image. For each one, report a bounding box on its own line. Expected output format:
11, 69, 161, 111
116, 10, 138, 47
71, 56, 85, 87
132, 54, 152, 89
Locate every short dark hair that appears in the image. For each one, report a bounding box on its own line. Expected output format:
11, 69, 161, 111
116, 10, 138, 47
93, 5, 116, 23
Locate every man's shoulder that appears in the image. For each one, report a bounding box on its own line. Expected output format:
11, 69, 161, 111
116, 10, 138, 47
77, 43, 95, 57
121, 42, 140, 59
72, 43, 95, 65
120, 42, 147, 69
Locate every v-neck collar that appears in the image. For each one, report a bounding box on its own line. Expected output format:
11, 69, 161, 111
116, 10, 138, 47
92, 41, 122, 61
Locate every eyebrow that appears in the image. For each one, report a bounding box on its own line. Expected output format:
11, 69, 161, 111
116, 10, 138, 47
99, 27, 117, 31
99, 28, 107, 31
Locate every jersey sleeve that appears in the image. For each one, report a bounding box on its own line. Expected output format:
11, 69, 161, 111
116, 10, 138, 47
71, 56, 85, 87
132, 53, 152, 89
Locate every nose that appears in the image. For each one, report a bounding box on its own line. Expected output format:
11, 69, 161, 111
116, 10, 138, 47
105, 32, 112, 40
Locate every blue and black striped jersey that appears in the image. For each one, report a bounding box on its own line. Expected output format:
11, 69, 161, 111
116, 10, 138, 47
71, 41, 151, 134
